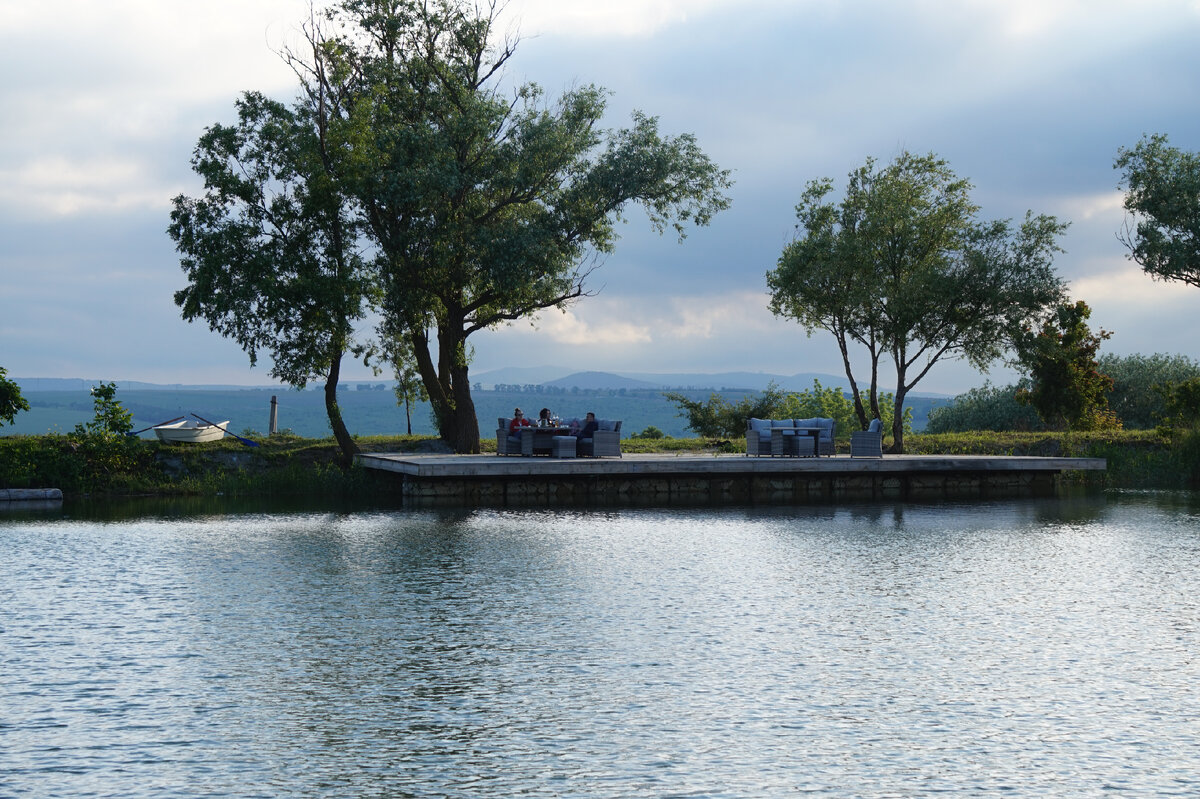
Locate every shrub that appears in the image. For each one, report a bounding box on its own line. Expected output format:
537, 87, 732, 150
925, 382, 1044, 433
666, 380, 911, 440
1101, 353, 1200, 428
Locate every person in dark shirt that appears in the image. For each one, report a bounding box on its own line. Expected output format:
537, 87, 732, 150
575, 411, 598, 439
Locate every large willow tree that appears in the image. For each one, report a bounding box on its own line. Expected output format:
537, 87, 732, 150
314, 0, 732, 453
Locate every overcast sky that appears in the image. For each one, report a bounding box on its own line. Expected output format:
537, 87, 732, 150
2, 0, 1199, 394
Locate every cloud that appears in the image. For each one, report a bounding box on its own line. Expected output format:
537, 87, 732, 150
0, 156, 169, 216
4, 0, 1200, 389
507, 0, 776, 37
512, 304, 653, 346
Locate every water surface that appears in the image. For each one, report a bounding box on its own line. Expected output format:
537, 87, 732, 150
3, 492, 1200, 796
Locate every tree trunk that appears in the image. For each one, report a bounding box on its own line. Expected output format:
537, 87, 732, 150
888, 384, 908, 454
410, 324, 481, 453
323, 353, 359, 466
447, 361, 481, 453
835, 329, 869, 429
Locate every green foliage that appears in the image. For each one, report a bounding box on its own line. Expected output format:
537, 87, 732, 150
1156, 377, 1200, 432
926, 354, 1200, 434
664, 384, 789, 438
169, 86, 371, 462
1115, 133, 1200, 289
925, 382, 1044, 433
666, 380, 911, 440
1016, 301, 1120, 431
74, 382, 133, 437
311, 0, 731, 452
631, 426, 666, 439
0, 434, 160, 495
768, 151, 1067, 452
0, 367, 30, 426
1099, 352, 1200, 428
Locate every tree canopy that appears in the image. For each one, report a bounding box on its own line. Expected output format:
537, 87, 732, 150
768, 152, 1068, 452
1015, 301, 1119, 431
310, 0, 732, 452
168, 88, 374, 464
1115, 134, 1200, 289
171, 0, 731, 455
0, 367, 30, 426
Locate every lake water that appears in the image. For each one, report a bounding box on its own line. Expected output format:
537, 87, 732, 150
3, 491, 1200, 797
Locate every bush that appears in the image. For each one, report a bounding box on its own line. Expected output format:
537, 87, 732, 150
925, 382, 1043, 434
665, 380, 911, 441
1100, 352, 1200, 428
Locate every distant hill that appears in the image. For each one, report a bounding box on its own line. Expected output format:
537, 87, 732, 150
544, 371, 660, 391
12, 377, 279, 392
472, 368, 855, 392
470, 365, 574, 387
621, 371, 851, 391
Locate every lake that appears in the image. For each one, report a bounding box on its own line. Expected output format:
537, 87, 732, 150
3, 491, 1199, 797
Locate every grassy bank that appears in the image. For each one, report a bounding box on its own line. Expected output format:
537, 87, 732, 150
1, 428, 1197, 499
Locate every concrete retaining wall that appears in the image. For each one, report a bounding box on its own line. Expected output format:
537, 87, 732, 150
394, 470, 1061, 507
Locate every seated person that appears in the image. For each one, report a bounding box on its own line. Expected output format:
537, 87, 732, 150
574, 412, 599, 439
509, 408, 533, 434
538, 407, 554, 426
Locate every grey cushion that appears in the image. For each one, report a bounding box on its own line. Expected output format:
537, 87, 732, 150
868, 418, 882, 433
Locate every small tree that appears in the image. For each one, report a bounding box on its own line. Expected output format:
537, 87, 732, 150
169, 88, 375, 467
0, 367, 30, 426
388, 336, 429, 437
769, 152, 1067, 452
74, 382, 134, 437
1016, 301, 1120, 431
1115, 134, 1200, 289
664, 384, 788, 438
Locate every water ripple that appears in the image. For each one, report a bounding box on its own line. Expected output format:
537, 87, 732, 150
3, 494, 1200, 796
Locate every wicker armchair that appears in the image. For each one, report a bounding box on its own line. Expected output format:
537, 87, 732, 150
578, 419, 622, 457
496, 418, 524, 455
745, 418, 773, 456
850, 418, 884, 458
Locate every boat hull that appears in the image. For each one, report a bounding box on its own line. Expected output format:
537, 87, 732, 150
153, 420, 229, 443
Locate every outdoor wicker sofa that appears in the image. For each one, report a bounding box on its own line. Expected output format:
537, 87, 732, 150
745, 417, 835, 457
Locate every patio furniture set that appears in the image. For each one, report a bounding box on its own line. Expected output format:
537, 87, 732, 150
745, 417, 884, 458
496, 418, 623, 458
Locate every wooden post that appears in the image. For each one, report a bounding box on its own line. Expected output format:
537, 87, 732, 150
269, 395, 278, 436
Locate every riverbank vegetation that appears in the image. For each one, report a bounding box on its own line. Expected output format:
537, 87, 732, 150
2, 426, 1198, 499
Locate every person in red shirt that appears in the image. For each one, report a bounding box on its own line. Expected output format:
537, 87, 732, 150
509, 408, 533, 434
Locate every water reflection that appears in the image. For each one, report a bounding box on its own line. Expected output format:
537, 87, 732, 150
3, 492, 1200, 796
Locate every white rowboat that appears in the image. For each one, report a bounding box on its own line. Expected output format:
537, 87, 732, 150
153, 419, 229, 443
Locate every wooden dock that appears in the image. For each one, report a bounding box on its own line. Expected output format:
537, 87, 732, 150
358, 452, 1106, 507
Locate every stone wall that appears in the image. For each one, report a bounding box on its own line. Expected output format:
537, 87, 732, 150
394, 470, 1062, 508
